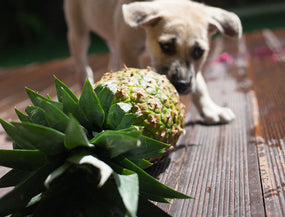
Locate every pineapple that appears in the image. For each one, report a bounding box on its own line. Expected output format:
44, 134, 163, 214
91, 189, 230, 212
96, 67, 185, 146
0, 68, 190, 217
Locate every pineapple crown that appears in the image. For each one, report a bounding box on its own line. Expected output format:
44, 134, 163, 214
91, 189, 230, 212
0, 77, 191, 217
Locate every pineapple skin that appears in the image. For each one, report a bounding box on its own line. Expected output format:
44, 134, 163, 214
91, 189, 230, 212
96, 67, 185, 145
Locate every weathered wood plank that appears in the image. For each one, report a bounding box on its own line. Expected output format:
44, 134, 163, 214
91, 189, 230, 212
245, 29, 285, 217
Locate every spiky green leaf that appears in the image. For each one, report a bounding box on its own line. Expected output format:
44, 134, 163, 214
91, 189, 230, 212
25, 88, 69, 131
116, 113, 141, 130
12, 122, 65, 156
107, 102, 140, 130
95, 83, 117, 115
119, 158, 191, 200
129, 158, 153, 169
32, 98, 70, 132
128, 150, 166, 163
126, 135, 169, 159
0, 119, 35, 150
140, 192, 170, 203
15, 109, 31, 123
64, 117, 92, 150
25, 106, 48, 126
94, 82, 104, 95
54, 76, 78, 103
61, 88, 95, 132
90, 127, 141, 158
114, 173, 139, 217
0, 149, 46, 170
26, 88, 63, 111
0, 169, 32, 188
61, 88, 79, 115
79, 80, 105, 130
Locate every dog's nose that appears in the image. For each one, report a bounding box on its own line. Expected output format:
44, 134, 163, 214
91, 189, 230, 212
173, 79, 191, 94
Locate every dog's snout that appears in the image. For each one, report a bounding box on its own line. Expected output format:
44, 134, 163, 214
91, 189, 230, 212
157, 65, 193, 94
173, 79, 191, 94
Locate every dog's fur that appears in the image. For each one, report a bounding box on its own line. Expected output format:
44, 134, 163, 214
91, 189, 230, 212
64, 0, 242, 124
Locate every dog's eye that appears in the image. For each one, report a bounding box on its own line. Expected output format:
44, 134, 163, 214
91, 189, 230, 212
192, 46, 204, 60
159, 39, 176, 55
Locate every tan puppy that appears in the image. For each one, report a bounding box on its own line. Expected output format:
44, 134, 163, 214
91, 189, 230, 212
64, 0, 242, 124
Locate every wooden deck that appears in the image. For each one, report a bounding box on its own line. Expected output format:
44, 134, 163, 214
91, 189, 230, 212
1, 28, 285, 216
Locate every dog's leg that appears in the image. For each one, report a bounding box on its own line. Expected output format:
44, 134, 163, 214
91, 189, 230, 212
115, 27, 145, 68
117, 42, 144, 68
107, 42, 122, 71
192, 71, 235, 124
67, 30, 94, 85
138, 50, 151, 68
64, 0, 94, 85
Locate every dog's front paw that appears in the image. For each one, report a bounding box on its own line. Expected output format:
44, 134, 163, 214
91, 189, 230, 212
201, 105, 235, 124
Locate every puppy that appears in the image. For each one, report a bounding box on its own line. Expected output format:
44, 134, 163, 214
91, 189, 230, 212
64, 0, 242, 124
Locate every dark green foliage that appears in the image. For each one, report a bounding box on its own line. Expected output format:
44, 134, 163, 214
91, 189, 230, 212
0, 0, 65, 47
0, 78, 191, 217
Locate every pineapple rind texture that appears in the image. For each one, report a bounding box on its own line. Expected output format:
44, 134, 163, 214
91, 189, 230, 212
96, 67, 185, 145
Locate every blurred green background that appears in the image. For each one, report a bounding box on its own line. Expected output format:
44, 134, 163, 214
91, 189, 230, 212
0, 0, 284, 67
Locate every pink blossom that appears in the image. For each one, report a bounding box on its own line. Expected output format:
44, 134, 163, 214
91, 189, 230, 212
210, 52, 234, 64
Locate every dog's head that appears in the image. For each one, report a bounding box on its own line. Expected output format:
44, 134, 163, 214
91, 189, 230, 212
123, 0, 242, 94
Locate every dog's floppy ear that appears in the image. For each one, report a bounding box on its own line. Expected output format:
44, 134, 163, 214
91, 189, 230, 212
122, 2, 161, 28
206, 6, 242, 39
